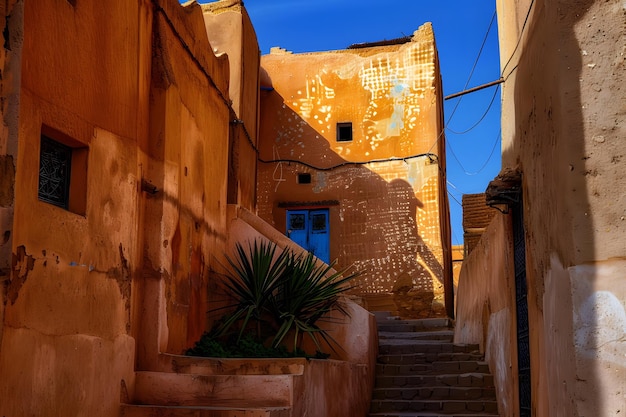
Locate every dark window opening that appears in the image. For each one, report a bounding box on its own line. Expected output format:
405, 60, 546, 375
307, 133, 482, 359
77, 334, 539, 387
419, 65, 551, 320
39, 136, 72, 209
38, 127, 88, 215
311, 214, 326, 232
337, 122, 353, 142
297, 173, 312, 184
289, 214, 306, 230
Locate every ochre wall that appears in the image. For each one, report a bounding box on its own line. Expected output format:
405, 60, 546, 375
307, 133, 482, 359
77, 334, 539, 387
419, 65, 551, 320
1, 1, 146, 415
0, 0, 22, 353
456, 0, 626, 416
257, 23, 452, 318
455, 214, 517, 417
202, 1, 260, 211
0, 0, 236, 415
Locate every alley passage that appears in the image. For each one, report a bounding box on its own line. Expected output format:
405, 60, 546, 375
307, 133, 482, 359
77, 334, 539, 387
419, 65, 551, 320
369, 314, 499, 417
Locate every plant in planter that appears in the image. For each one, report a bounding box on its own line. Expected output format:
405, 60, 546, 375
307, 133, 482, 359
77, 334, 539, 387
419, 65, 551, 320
187, 240, 358, 358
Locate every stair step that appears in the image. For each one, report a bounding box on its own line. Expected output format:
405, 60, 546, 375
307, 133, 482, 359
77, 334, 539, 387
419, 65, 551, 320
379, 341, 479, 355
377, 318, 452, 332
374, 373, 495, 388
378, 330, 454, 341
133, 371, 294, 408
159, 353, 306, 376
369, 399, 498, 414
376, 360, 490, 374
372, 386, 496, 401
120, 404, 291, 417
369, 413, 499, 417
378, 352, 484, 365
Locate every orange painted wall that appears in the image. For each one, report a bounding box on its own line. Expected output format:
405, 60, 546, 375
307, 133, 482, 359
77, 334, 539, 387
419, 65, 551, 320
0, 0, 236, 415
257, 24, 452, 314
202, 2, 260, 211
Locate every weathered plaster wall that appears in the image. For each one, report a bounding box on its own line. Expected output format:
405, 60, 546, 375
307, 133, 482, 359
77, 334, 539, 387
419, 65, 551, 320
457, 0, 625, 416
138, 0, 232, 364
455, 214, 517, 417
0, 1, 145, 415
257, 23, 452, 318
0, 0, 22, 352
0, 0, 238, 415
202, 1, 260, 211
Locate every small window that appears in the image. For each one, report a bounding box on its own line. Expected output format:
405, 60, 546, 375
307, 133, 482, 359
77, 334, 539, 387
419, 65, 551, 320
336, 122, 353, 142
38, 127, 88, 215
38, 136, 72, 209
297, 173, 311, 184
288, 214, 306, 230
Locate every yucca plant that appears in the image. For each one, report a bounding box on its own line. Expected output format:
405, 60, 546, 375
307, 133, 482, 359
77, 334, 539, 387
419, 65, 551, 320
212, 240, 359, 357
270, 251, 359, 353
214, 240, 289, 342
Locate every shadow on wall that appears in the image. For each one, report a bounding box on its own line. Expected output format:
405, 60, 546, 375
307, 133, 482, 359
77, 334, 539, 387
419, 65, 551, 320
257, 88, 446, 318
502, 0, 602, 414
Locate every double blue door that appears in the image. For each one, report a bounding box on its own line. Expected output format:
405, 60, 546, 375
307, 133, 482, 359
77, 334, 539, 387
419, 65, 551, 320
286, 209, 330, 264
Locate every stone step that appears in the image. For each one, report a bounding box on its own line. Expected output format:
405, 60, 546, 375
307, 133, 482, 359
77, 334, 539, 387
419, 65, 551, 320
133, 371, 295, 408
369, 413, 499, 417
369, 399, 498, 414
378, 330, 454, 341
374, 373, 495, 389
378, 352, 484, 365
157, 353, 306, 376
377, 318, 452, 332
378, 341, 480, 355
376, 360, 490, 374
120, 404, 291, 417
372, 386, 496, 401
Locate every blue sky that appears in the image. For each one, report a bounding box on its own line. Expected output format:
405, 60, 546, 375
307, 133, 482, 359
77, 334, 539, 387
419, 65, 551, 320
196, 1, 502, 246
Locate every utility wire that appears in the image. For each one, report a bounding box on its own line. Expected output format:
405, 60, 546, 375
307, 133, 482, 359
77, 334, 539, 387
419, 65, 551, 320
445, 84, 500, 135
444, 9, 497, 126
501, 0, 536, 78
428, 8, 498, 155
447, 128, 501, 176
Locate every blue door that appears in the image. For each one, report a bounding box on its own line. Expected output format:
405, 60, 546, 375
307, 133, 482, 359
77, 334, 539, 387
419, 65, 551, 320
286, 209, 330, 264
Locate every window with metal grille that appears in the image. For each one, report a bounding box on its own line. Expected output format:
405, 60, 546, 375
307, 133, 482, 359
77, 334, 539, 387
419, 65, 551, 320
38, 136, 72, 209
37, 127, 88, 215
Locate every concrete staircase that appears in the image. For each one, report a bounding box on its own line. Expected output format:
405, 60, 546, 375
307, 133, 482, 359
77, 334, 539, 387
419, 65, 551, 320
369, 314, 499, 417
120, 354, 302, 417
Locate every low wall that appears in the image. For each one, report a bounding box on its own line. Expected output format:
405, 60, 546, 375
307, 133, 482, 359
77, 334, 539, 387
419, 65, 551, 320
299, 359, 371, 417
454, 213, 517, 417
225, 204, 378, 415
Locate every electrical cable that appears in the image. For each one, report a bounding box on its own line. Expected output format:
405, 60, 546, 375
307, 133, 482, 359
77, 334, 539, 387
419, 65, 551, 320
501, 0, 536, 78
445, 84, 500, 135
445, 9, 497, 126
427, 8, 498, 155
258, 152, 438, 171
446, 128, 501, 176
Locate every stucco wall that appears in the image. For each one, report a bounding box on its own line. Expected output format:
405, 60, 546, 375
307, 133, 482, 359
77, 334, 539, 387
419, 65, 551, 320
455, 213, 517, 417
257, 23, 452, 318
202, 1, 260, 211
457, 0, 626, 416
0, 1, 146, 415
0, 0, 238, 415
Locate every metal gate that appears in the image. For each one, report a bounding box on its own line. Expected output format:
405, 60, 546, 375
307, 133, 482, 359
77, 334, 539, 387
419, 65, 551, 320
512, 201, 531, 416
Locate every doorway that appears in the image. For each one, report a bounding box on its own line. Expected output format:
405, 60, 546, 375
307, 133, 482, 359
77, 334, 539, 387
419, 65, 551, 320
286, 209, 330, 264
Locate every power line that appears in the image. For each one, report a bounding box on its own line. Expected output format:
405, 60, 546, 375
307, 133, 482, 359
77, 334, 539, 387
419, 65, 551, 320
444, 9, 497, 126
428, 8, 498, 155
445, 84, 500, 135
501, 0, 536, 78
